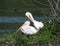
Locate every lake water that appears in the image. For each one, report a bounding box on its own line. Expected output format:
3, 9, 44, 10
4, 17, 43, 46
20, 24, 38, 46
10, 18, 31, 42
0, 0, 53, 34
0, 16, 46, 34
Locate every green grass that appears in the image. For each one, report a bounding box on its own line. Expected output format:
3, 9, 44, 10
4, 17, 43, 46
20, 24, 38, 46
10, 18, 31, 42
0, 19, 60, 46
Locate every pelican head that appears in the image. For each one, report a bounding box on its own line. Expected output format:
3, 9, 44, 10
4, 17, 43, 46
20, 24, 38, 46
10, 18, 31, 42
25, 12, 32, 16
25, 12, 35, 22
24, 21, 30, 26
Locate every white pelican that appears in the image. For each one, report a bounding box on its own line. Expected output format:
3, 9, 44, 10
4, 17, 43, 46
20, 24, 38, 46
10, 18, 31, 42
17, 21, 38, 35
25, 12, 44, 30
17, 12, 44, 36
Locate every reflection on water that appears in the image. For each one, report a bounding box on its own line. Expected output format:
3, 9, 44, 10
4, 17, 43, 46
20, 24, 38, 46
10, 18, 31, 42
0, 16, 45, 23
0, 16, 45, 34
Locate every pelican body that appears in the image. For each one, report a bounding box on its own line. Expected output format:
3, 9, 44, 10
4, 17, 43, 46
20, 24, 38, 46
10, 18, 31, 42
17, 21, 37, 35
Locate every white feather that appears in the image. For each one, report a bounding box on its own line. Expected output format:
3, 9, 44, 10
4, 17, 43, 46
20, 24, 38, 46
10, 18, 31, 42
25, 12, 44, 30
17, 21, 37, 35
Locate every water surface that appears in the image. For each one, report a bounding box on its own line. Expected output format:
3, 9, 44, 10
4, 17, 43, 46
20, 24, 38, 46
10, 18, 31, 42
0, 16, 45, 34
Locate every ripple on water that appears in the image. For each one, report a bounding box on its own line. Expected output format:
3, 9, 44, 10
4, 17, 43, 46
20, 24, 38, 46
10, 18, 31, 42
0, 16, 45, 23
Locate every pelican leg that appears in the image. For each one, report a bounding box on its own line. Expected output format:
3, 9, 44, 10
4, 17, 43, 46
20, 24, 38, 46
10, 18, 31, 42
27, 35, 33, 39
